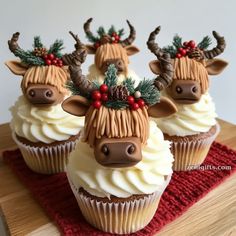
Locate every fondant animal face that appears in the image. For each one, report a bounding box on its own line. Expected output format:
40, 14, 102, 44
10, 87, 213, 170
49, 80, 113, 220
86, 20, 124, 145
5, 61, 69, 106
5, 33, 70, 107
83, 18, 139, 76
147, 27, 228, 104
62, 96, 176, 168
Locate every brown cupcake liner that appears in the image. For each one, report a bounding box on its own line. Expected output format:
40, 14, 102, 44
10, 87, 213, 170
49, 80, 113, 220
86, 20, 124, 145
169, 124, 220, 171
13, 133, 77, 174
67, 174, 172, 234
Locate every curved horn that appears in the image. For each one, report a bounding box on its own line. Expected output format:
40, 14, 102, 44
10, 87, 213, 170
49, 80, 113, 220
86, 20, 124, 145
147, 27, 174, 91
83, 18, 96, 40
120, 20, 136, 46
62, 32, 94, 96
8, 32, 22, 54
203, 31, 226, 59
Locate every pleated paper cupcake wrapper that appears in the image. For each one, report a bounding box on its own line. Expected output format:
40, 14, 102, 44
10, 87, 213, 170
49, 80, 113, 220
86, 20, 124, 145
13, 133, 76, 174
67, 174, 172, 234
171, 124, 220, 171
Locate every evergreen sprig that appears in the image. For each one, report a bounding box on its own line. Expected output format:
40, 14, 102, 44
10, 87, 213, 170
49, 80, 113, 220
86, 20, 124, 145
33, 36, 43, 48
104, 64, 118, 87
163, 45, 177, 58
122, 78, 135, 94
198, 36, 212, 50
173, 35, 183, 49
105, 100, 129, 109
14, 49, 45, 66
48, 39, 64, 58
66, 81, 81, 95
135, 78, 160, 105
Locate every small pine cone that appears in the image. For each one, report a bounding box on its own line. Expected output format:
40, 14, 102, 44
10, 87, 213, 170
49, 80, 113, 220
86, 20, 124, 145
188, 48, 204, 61
109, 85, 129, 101
34, 47, 47, 57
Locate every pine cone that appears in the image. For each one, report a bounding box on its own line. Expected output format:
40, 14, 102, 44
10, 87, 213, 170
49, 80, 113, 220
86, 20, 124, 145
188, 48, 204, 61
34, 47, 47, 57
109, 85, 129, 101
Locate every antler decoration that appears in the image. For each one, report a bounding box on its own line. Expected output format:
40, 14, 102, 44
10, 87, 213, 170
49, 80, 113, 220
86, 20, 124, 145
203, 31, 226, 59
8, 32, 21, 54
120, 20, 136, 46
62, 32, 94, 96
147, 26, 174, 91
84, 18, 96, 41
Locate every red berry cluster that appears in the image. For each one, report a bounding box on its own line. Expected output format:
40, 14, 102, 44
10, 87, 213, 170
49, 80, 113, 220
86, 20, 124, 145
91, 84, 109, 109
175, 40, 196, 59
111, 32, 120, 44
43, 53, 63, 67
127, 96, 145, 110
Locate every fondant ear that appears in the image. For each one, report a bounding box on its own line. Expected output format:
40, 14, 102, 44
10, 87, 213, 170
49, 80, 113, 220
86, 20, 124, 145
148, 97, 177, 118
62, 95, 90, 116
149, 60, 161, 75
85, 44, 96, 54
125, 45, 140, 56
205, 59, 228, 75
5, 60, 29, 75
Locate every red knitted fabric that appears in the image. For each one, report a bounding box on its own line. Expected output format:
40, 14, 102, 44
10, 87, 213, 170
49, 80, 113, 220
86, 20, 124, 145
2, 142, 236, 236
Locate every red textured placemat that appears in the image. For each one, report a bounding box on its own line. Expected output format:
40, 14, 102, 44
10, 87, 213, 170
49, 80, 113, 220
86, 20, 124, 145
2, 142, 236, 236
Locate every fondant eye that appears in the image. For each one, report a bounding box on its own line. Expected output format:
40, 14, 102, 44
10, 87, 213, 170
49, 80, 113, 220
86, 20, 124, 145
192, 86, 197, 93
176, 86, 182, 94
46, 90, 53, 97
127, 144, 135, 154
101, 145, 109, 156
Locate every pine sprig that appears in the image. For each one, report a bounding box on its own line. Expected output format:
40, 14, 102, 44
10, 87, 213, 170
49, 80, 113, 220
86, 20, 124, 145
135, 78, 160, 105
122, 78, 135, 94
97, 27, 106, 37
105, 100, 129, 109
48, 39, 64, 58
104, 64, 118, 87
198, 36, 212, 50
66, 81, 81, 95
108, 25, 116, 35
33, 36, 43, 48
163, 45, 177, 58
173, 35, 183, 49
118, 29, 125, 37
85, 33, 99, 43
14, 49, 45, 66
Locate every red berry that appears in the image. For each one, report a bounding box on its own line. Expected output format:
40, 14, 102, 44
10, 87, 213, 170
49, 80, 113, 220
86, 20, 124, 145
101, 93, 108, 102
127, 96, 135, 104
92, 100, 101, 109
100, 84, 108, 93
131, 102, 139, 110
45, 59, 52, 65
112, 32, 117, 37
178, 47, 184, 52
94, 42, 100, 49
180, 49, 187, 56
52, 59, 58, 65
48, 53, 55, 60
137, 99, 145, 108
43, 55, 48, 60
92, 90, 101, 100
114, 35, 120, 40
188, 40, 196, 49
183, 41, 188, 47
176, 53, 182, 59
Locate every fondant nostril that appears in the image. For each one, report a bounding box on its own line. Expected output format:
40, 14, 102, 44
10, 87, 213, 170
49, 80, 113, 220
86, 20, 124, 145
101, 145, 109, 156
127, 144, 135, 154
29, 90, 35, 97
192, 86, 197, 93
45, 90, 53, 97
176, 86, 182, 94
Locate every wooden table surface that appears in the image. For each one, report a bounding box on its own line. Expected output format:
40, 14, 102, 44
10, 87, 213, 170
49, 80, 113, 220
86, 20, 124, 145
0, 119, 236, 236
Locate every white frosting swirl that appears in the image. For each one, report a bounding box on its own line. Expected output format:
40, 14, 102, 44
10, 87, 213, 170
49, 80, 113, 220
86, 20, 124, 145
10, 96, 84, 144
67, 121, 173, 198
155, 92, 217, 136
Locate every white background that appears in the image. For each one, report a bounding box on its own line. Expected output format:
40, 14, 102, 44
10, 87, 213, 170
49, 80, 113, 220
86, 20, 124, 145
0, 0, 235, 124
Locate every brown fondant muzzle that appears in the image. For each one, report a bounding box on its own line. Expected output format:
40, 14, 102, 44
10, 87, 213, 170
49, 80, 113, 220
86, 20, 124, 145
25, 84, 64, 106
167, 80, 202, 104
94, 137, 142, 168
100, 59, 125, 75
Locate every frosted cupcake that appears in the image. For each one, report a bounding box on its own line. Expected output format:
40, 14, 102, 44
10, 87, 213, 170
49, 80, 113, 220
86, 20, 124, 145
5, 32, 83, 174
147, 26, 228, 170
62, 34, 177, 233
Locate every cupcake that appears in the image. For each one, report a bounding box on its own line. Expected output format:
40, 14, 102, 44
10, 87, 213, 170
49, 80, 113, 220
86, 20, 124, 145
5, 32, 83, 174
62, 35, 177, 233
147, 26, 228, 170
